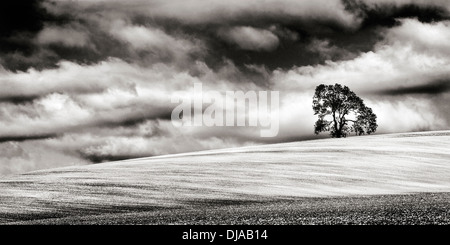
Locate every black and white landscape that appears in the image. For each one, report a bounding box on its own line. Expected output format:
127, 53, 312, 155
1, 0, 450, 225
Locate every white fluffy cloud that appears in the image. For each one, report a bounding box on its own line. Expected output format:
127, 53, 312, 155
218, 26, 280, 52
0, 55, 268, 141
0, 59, 128, 99
109, 20, 205, 63
0, 93, 91, 137
382, 19, 450, 57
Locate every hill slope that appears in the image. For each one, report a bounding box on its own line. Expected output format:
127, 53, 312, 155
1, 131, 450, 224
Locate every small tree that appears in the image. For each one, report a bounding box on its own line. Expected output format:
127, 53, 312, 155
312, 83, 377, 138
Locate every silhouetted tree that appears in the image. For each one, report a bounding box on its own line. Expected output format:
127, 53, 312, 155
312, 83, 377, 138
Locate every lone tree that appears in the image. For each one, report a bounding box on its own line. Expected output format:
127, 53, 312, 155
312, 83, 377, 138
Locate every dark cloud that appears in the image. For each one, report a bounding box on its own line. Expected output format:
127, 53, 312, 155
0, 1, 48, 37
0, 133, 59, 143
0, 95, 41, 105
344, 0, 450, 29
375, 79, 450, 96
98, 112, 174, 129
80, 153, 151, 163
2, 0, 450, 73
0, 1, 73, 71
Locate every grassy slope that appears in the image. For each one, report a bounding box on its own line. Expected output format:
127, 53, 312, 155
0, 131, 450, 224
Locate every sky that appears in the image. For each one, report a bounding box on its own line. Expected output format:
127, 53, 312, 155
1, 0, 450, 175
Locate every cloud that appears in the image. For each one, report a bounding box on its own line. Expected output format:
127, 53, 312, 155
0, 92, 91, 137
218, 26, 280, 52
345, 0, 450, 29
0, 59, 126, 100
0, 59, 170, 139
49, 0, 360, 28
110, 21, 171, 50
368, 97, 448, 133
3, 0, 450, 73
376, 79, 450, 95
109, 20, 205, 63
147, 0, 358, 26
0, 1, 52, 39
32, 0, 367, 72
0, 1, 79, 71
360, 0, 450, 10
36, 25, 90, 47
272, 19, 450, 95
0, 55, 265, 145
382, 19, 450, 56
306, 38, 355, 61
0, 141, 89, 176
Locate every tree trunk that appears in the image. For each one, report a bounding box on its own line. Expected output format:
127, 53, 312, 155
333, 111, 342, 138
335, 129, 342, 138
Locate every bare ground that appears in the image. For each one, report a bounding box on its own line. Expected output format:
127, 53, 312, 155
2, 192, 450, 225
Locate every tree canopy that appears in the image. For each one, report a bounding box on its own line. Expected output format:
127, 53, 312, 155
312, 83, 377, 138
